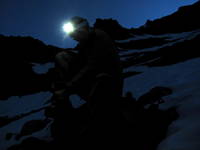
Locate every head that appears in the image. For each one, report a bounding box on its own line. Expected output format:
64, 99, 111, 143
64, 16, 90, 42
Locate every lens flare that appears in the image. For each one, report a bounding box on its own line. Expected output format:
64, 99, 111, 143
63, 22, 74, 34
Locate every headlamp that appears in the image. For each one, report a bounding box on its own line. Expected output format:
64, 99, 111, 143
63, 22, 75, 34
63, 21, 88, 35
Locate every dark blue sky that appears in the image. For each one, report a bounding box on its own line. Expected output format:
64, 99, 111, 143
0, 0, 198, 48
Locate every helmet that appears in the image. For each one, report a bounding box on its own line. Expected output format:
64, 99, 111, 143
63, 16, 89, 35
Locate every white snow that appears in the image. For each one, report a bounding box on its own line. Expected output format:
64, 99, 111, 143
32, 63, 54, 74
116, 29, 200, 43
119, 29, 200, 59
0, 92, 52, 150
0, 92, 52, 117
124, 57, 200, 150
69, 94, 86, 108
0, 111, 47, 150
0, 91, 86, 150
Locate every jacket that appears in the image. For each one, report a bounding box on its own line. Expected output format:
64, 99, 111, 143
71, 28, 123, 95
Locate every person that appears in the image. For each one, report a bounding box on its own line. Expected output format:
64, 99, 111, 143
55, 16, 123, 121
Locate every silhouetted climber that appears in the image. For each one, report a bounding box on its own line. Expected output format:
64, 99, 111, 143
120, 92, 138, 123
137, 86, 172, 108
53, 16, 123, 138
121, 92, 136, 110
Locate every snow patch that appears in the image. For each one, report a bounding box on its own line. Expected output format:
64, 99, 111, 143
32, 63, 54, 74
124, 57, 200, 150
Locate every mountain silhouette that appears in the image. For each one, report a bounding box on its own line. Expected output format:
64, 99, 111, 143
131, 1, 200, 34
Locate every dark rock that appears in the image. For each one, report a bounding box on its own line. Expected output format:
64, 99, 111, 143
131, 1, 200, 34
122, 34, 200, 68
137, 86, 173, 107
0, 106, 49, 128
0, 35, 64, 99
93, 18, 132, 40
116, 37, 171, 50
7, 137, 49, 150
5, 133, 14, 141
15, 119, 51, 140
122, 71, 142, 78
0, 116, 14, 128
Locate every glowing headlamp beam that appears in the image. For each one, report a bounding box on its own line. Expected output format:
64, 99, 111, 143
63, 22, 75, 34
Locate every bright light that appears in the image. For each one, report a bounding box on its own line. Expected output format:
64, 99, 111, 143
63, 22, 74, 34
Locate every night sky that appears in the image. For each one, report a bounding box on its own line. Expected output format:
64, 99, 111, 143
0, 0, 198, 48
